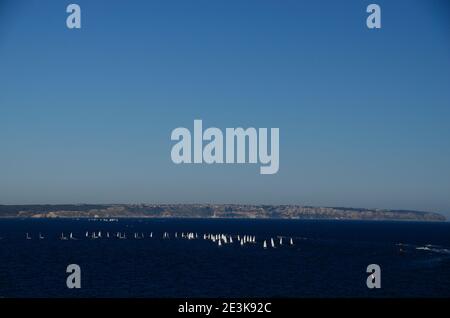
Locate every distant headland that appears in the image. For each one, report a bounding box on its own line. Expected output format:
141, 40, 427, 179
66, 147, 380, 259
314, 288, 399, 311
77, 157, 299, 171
0, 204, 445, 221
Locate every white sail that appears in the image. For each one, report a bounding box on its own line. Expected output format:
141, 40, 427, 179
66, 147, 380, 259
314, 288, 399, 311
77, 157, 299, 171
263, 240, 267, 248
290, 238, 294, 245
279, 237, 283, 245
271, 238, 275, 248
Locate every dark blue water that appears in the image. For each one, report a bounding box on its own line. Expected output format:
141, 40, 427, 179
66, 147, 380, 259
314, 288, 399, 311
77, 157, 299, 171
0, 218, 449, 298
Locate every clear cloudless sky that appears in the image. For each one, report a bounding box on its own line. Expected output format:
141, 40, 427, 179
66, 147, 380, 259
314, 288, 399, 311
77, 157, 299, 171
1, 0, 450, 216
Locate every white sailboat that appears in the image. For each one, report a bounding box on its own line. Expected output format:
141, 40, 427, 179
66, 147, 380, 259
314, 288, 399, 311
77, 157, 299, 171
26, 233, 32, 240
271, 238, 275, 248
279, 237, 283, 245
263, 240, 267, 249
39, 232, 44, 240
290, 238, 294, 245
60, 232, 68, 240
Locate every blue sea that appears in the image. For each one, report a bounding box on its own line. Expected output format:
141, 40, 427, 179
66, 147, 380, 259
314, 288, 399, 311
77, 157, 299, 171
0, 218, 449, 298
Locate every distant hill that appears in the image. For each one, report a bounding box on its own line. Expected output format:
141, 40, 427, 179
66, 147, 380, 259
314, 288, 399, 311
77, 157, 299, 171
0, 204, 445, 221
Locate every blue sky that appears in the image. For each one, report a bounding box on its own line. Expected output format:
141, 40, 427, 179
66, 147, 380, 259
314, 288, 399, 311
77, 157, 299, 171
1, 0, 450, 215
